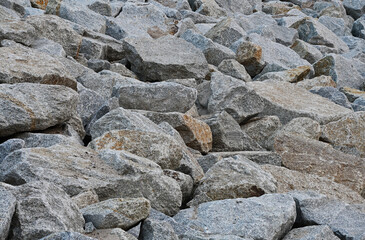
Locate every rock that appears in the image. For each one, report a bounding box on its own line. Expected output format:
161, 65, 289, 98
352, 15, 365, 39
89, 130, 183, 170
180, 29, 235, 66
0, 0, 30, 16
134, 110, 212, 153
217, 59, 251, 82
234, 41, 265, 77
296, 75, 336, 90
123, 35, 209, 81
0, 139, 24, 164
250, 24, 299, 47
339, 86, 365, 102
194, 0, 226, 18
290, 39, 323, 64
262, 165, 365, 204
291, 18, 349, 53
207, 72, 264, 123
262, 1, 300, 15
321, 112, 365, 158
201, 111, 263, 152
293, 194, 365, 239
14, 132, 81, 148
0, 83, 78, 137
0, 18, 36, 46
204, 18, 246, 48
72, 190, 100, 210
31, 38, 66, 57
0, 186, 16, 240
87, 228, 137, 240
109, 63, 137, 78
309, 86, 353, 109
11, 181, 85, 240
41, 232, 97, 240
0, 45, 77, 90
81, 198, 150, 230
352, 96, 365, 111
189, 156, 277, 206
343, 0, 365, 19
89, 107, 162, 140
318, 16, 352, 37
216, 0, 260, 15
282, 225, 340, 240
163, 170, 193, 203
254, 66, 311, 83
248, 80, 353, 124
113, 82, 197, 113
197, 151, 282, 173
139, 218, 178, 240
173, 194, 296, 240
26, 15, 83, 57
241, 116, 282, 149
235, 12, 277, 33
274, 134, 365, 196
313, 54, 365, 90
87, 59, 111, 72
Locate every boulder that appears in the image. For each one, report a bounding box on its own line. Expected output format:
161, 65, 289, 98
86, 228, 137, 240
41, 232, 97, 240
0, 18, 36, 46
343, 0, 365, 19
173, 194, 296, 240
72, 190, 99, 210
290, 39, 323, 64
14, 132, 81, 148
217, 59, 252, 82
248, 80, 353, 124
353, 96, 365, 111
309, 86, 353, 109
321, 112, 365, 157
189, 156, 277, 206
0, 186, 16, 240
0, 139, 24, 164
318, 16, 352, 37
0, 83, 78, 137
31, 38, 66, 57
0, 45, 77, 90
254, 66, 311, 83
352, 15, 365, 39
123, 35, 209, 81
283, 225, 340, 240
296, 75, 336, 90
139, 218, 179, 240
81, 198, 150, 230
234, 41, 265, 77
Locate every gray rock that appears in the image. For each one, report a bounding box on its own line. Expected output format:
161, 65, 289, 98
72, 190, 100, 210
85, 222, 96, 234
205, 17, 246, 48
124, 35, 208, 81
0, 0, 30, 16
90, 108, 161, 140
283, 225, 340, 240
31, 38, 66, 58
215, 0, 260, 15
197, 151, 282, 173
173, 194, 296, 240
352, 15, 365, 39
139, 219, 178, 240
274, 117, 321, 142
310, 86, 353, 109
0, 139, 24, 164
41, 232, 97, 240
0, 83, 78, 138
163, 170, 193, 204
218, 59, 251, 82
0, 186, 16, 240
181, 29, 235, 66
248, 80, 353, 124
81, 198, 150, 230
0, 5, 20, 20
290, 39, 323, 64
234, 40, 266, 77
312, 1, 347, 18
189, 156, 277, 206
318, 16, 352, 37
0, 17, 36, 46
249, 24, 299, 47
293, 194, 365, 239
201, 111, 263, 152
241, 116, 282, 150
109, 63, 138, 79
0, 44, 77, 90
87, 0, 111, 16
207, 72, 264, 123
11, 181, 85, 240
87, 228, 137, 240
254, 66, 311, 83
352, 96, 365, 111
87, 59, 111, 72
235, 12, 277, 33
314, 54, 365, 90
14, 132, 81, 148
113, 82, 197, 113
26, 15, 83, 58
343, 0, 365, 19
296, 75, 336, 90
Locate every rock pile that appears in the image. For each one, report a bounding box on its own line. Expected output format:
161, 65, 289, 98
0, 0, 365, 239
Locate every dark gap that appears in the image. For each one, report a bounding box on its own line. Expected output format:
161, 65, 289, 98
83, 135, 92, 147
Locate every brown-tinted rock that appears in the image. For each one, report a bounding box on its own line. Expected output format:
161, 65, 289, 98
296, 75, 336, 90
235, 41, 265, 77
255, 65, 311, 83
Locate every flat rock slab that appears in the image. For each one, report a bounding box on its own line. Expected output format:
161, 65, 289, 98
321, 112, 365, 158
0, 83, 78, 137
123, 35, 209, 81
0, 45, 77, 90
81, 198, 150, 230
173, 194, 296, 240
0, 186, 16, 240
274, 134, 365, 196
248, 80, 353, 124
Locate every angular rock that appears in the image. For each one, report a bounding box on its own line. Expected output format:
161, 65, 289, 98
321, 112, 365, 158
87, 228, 137, 240
134, 110, 212, 153
124, 35, 209, 81
248, 80, 353, 124
195, 0, 226, 18
163, 170, 193, 205
189, 156, 277, 206
290, 39, 323, 64
318, 16, 352, 37
41, 232, 97, 240
207, 72, 264, 123
0, 186, 16, 240
139, 218, 178, 240
340, 86, 365, 102
201, 111, 263, 152
343, 0, 365, 19
15, 132, 81, 148
87, 59, 111, 73
11, 181, 85, 240
235, 12, 277, 33
0, 83, 78, 137
173, 194, 296, 240
235, 41, 265, 77
262, 1, 300, 15
250, 24, 299, 47
296, 75, 336, 90
0, 45, 77, 90
81, 198, 150, 230
314, 54, 365, 90
274, 134, 365, 196
283, 225, 340, 240
31, 38, 66, 57
217, 59, 251, 82
113, 82, 197, 113
262, 165, 365, 204
89, 130, 183, 170
352, 15, 365, 39
255, 65, 311, 83
310, 86, 353, 109
0, 139, 24, 164
72, 190, 99, 210
0, 18, 36, 46
353, 96, 365, 111
109, 63, 137, 79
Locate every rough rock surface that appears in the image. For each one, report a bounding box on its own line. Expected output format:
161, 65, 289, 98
0, 185, 16, 240
283, 225, 341, 240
